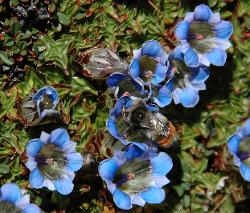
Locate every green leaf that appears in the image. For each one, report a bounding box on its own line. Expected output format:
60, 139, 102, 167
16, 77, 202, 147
71, 77, 98, 96
0, 163, 10, 174
0, 51, 14, 65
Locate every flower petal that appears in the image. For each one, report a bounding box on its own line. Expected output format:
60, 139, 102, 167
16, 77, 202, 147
141, 187, 165, 204
132, 195, 145, 207
66, 153, 84, 172
61, 141, 77, 153
227, 134, 241, 155
30, 168, 44, 189
214, 21, 233, 39
184, 12, 194, 23
152, 64, 167, 85
173, 87, 199, 108
191, 66, 210, 83
40, 131, 50, 143
106, 118, 119, 138
175, 21, 190, 40
23, 204, 40, 213
54, 178, 74, 195
194, 4, 212, 21
150, 175, 170, 187
206, 49, 227, 66
184, 48, 199, 67
113, 189, 132, 210
151, 152, 173, 176
153, 86, 173, 107
25, 157, 37, 171
98, 158, 119, 181
129, 59, 140, 78
240, 163, 250, 182
208, 12, 221, 24
15, 194, 30, 209
26, 139, 44, 157
0, 183, 22, 204
50, 128, 70, 147
107, 72, 127, 87
141, 40, 162, 57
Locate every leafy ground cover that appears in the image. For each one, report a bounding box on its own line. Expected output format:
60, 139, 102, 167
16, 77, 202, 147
0, 0, 250, 212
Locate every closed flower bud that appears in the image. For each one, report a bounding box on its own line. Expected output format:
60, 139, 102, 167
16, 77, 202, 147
79, 48, 128, 79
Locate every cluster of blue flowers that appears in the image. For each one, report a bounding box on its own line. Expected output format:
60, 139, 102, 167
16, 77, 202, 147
4, 4, 248, 212
108, 4, 233, 108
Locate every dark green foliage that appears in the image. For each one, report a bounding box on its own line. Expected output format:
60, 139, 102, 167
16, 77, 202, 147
0, 0, 249, 212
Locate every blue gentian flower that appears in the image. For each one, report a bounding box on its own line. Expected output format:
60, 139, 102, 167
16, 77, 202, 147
107, 96, 177, 150
227, 119, 250, 181
25, 128, 83, 195
98, 145, 173, 210
175, 4, 233, 67
107, 72, 146, 99
129, 40, 170, 87
32, 86, 59, 119
21, 86, 59, 125
160, 47, 210, 108
0, 183, 40, 212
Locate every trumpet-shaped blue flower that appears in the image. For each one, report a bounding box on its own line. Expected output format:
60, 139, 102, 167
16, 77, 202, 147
33, 86, 59, 119
129, 40, 170, 86
107, 72, 146, 99
21, 86, 59, 126
25, 128, 83, 195
227, 119, 250, 181
160, 47, 210, 108
0, 183, 40, 213
175, 4, 233, 67
98, 145, 173, 210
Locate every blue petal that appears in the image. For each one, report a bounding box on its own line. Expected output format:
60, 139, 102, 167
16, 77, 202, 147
206, 49, 227, 66
54, 178, 74, 195
129, 59, 140, 78
240, 163, 250, 182
172, 46, 183, 61
194, 4, 212, 21
214, 21, 233, 40
153, 86, 173, 107
125, 145, 144, 160
30, 168, 44, 188
113, 189, 132, 210
227, 134, 241, 155
175, 21, 190, 40
107, 73, 127, 87
184, 12, 194, 23
98, 158, 119, 181
141, 187, 165, 204
23, 204, 40, 213
106, 118, 119, 138
66, 153, 84, 172
151, 152, 173, 176
152, 64, 167, 85
184, 48, 199, 67
173, 87, 199, 108
26, 139, 43, 157
50, 128, 70, 147
191, 66, 210, 83
141, 40, 162, 57
0, 183, 22, 204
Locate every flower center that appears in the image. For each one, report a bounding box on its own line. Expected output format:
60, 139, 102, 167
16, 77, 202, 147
36, 144, 67, 180
238, 137, 250, 166
171, 59, 191, 88
0, 201, 21, 213
139, 55, 158, 82
114, 158, 152, 195
188, 21, 214, 53
39, 95, 54, 112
